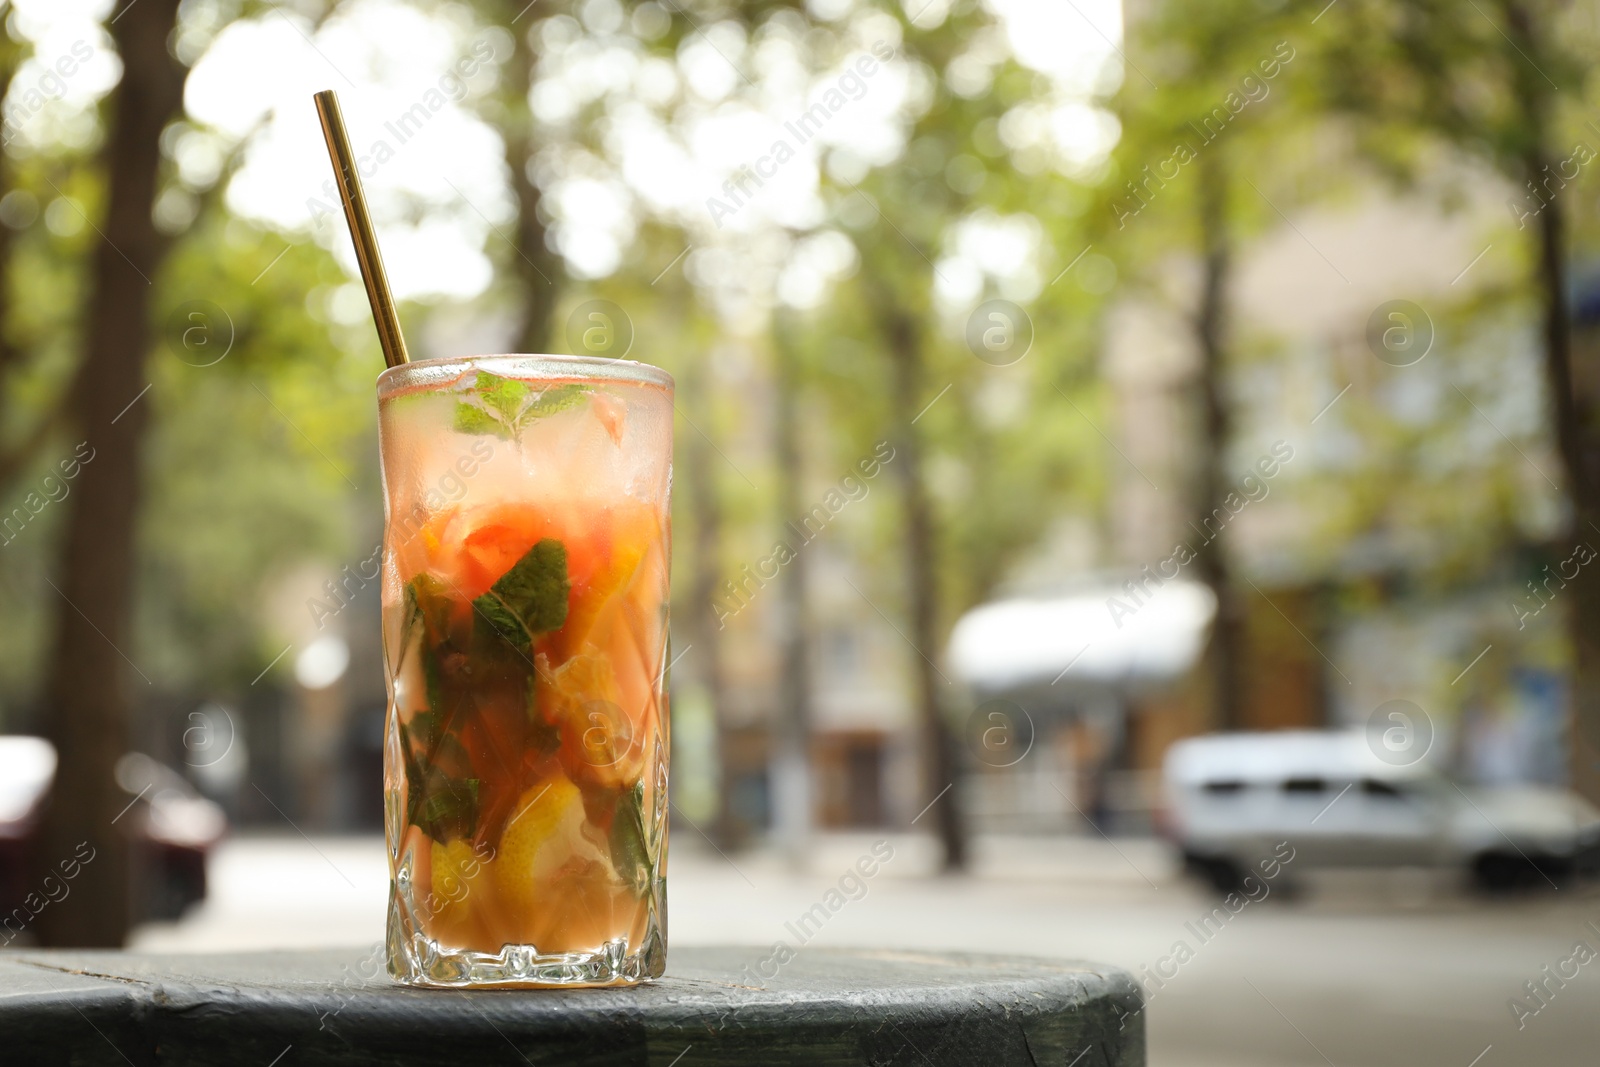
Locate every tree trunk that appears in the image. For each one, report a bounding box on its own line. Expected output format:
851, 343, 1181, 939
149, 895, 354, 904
0, 44, 48, 492
0, 48, 18, 382
501, 15, 560, 354
1500, 0, 1600, 802
1525, 154, 1600, 801
770, 314, 814, 864
35, 0, 187, 948
1192, 151, 1248, 733
882, 305, 966, 871
679, 353, 740, 847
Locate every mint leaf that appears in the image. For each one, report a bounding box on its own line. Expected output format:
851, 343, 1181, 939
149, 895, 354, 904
525, 383, 589, 419
405, 574, 453, 637
451, 372, 591, 440
422, 777, 476, 844
418, 773, 479, 843
475, 371, 529, 421
474, 538, 569, 641
609, 779, 651, 895
453, 403, 507, 438
474, 592, 531, 644
399, 701, 481, 840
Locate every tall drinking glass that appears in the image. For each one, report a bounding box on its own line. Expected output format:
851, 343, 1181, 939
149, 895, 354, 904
377, 355, 672, 987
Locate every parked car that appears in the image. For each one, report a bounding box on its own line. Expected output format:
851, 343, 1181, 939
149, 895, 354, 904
0, 737, 228, 927
1161, 730, 1600, 892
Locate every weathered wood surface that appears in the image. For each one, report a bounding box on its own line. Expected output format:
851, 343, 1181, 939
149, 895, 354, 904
0, 946, 1144, 1065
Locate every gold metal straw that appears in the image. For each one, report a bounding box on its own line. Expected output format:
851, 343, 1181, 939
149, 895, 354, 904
314, 89, 410, 368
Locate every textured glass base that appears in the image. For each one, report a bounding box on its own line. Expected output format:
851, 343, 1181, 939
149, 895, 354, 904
385, 890, 666, 989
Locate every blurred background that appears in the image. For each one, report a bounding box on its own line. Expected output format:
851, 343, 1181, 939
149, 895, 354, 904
3, 0, 1600, 1062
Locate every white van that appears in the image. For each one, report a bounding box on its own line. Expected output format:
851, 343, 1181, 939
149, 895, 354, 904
1161, 731, 1600, 891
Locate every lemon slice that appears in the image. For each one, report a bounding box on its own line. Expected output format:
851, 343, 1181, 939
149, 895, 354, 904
493, 775, 605, 911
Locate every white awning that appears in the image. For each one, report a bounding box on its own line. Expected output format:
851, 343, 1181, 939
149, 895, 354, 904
947, 580, 1216, 693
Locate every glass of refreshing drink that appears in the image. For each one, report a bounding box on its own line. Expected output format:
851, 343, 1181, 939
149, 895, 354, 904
377, 355, 672, 988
